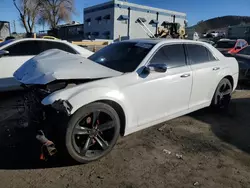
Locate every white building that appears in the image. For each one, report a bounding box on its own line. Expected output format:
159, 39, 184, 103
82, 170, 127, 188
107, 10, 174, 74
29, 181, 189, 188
84, 0, 187, 40
0, 21, 10, 40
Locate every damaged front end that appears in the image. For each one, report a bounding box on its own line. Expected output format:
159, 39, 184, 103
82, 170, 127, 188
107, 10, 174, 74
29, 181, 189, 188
22, 79, 92, 119
20, 80, 94, 160
20, 70, 114, 160
13, 49, 123, 160
22, 82, 74, 161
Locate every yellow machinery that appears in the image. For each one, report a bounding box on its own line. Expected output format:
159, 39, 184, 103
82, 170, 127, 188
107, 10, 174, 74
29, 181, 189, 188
42, 36, 59, 40
136, 16, 186, 39
156, 23, 186, 39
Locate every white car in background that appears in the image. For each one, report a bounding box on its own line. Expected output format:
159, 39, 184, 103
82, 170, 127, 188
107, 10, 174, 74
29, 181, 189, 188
0, 38, 93, 91
14, 39, 238, 164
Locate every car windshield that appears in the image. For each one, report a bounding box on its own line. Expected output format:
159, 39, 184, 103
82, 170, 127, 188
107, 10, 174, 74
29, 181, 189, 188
214, 41, 236, 48
0, 39, 15, 48
88, 42, 154, 73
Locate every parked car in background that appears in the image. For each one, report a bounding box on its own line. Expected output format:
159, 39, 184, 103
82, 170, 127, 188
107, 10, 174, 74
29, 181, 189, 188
202, 32, 213, 38
226, 45, 250, 81
0, 38, 93, 91
210, 31, 219, 38
214, 39, 248, 55
14, 39, 238, 164
198, 38, 215, 45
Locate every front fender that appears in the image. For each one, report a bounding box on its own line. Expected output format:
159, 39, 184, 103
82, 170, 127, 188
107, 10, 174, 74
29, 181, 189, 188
42, 87, 137, 133
42, 85, 137, 134
42, 86, 124, 113
41, 85, 136, 132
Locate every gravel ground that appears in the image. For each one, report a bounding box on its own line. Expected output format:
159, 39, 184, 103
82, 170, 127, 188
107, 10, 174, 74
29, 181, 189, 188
0, 87, 250, 188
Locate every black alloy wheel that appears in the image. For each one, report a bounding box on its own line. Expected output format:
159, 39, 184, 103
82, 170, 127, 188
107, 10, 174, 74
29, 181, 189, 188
212, 78, 233, 109
64, 102, 120, 163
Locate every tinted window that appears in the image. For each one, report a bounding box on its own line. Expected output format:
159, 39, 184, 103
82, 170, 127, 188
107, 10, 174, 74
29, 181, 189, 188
5, 41, 41, 56
240, 41, 247, 48
236, 41, 242, 47
243, 41, 248, 47
215, 41, 236, 48
238, 46, 250, 55
187, 44, 216, 64
39, 41, 77, 54
0, 39, 15, 48
150, 44, 186, 69
88, 42, 154, 73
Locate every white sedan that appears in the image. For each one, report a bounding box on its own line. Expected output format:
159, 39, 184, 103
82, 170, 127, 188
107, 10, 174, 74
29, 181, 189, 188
14, 39, 239, 163
0, 38, 93, 91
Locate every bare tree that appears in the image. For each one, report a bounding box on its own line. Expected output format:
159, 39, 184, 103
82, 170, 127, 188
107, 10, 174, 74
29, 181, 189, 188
39, 0, 75, 29
13, 0, 41, 33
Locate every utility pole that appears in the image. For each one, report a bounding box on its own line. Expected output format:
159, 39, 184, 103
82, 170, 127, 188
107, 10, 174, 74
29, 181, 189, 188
13, 20, 16, 33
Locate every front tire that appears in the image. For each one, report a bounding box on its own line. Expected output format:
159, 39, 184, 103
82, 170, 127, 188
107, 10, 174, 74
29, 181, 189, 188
62, 102, 120, 163
211, 78, 233, 109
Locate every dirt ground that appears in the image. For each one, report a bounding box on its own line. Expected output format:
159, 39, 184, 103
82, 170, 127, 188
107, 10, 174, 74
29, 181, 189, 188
0, 86, 250, 188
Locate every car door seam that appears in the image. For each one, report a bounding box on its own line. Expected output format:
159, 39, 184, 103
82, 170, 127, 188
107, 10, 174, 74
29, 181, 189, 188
184, 44, 194, 109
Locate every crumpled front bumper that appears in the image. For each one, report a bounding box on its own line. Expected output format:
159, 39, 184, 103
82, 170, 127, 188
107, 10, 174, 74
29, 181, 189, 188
50, 100, 73, 116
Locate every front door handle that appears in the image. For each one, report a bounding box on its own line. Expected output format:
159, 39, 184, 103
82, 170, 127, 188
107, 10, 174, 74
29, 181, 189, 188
213, 67, 220, 71
180, 74, 191, 78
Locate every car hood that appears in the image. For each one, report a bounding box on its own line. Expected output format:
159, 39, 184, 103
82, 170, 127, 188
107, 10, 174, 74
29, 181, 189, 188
13, 49, 123, 85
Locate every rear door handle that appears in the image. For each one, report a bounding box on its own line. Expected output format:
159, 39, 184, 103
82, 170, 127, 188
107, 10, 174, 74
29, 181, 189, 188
213, 67, 220, 71
180, 74, 191, 78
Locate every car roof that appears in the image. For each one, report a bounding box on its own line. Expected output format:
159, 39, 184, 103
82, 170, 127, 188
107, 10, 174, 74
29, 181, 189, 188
219, 39, 236, 42
120, 38, 205, 45
0, 38, 75, 50
219, 38, 246, 42
10, 38, 68, 43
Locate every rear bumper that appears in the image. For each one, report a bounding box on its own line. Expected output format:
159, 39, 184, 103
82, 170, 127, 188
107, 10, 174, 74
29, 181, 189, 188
232, 73, 239, 91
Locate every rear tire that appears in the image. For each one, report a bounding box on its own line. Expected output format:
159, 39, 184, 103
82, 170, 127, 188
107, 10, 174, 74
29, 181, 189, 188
211, 78, 233, 110
58, 102, 120, 164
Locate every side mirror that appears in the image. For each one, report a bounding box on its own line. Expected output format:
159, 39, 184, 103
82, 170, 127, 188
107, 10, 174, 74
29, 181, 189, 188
147, 63, 167, 73
235, 46, 241, 50
0, 50, 9, 57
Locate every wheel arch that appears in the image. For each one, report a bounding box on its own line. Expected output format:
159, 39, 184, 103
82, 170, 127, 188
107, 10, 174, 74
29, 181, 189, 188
224, 75, 234, 88
96, 100, 126, 136
210, 75, 234, 106
73, 99, 127, 136
69, 97, 128, 136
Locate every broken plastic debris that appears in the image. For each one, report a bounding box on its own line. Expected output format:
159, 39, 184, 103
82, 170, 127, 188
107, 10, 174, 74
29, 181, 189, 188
193, 182, 199, 186
176, 154, 183, 159
163, 149, 171, 155
158, 127, 164, 131
97, 175, 104, 179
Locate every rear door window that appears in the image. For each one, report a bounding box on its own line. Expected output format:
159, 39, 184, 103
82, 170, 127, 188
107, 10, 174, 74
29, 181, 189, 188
186, 44, 216, 65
